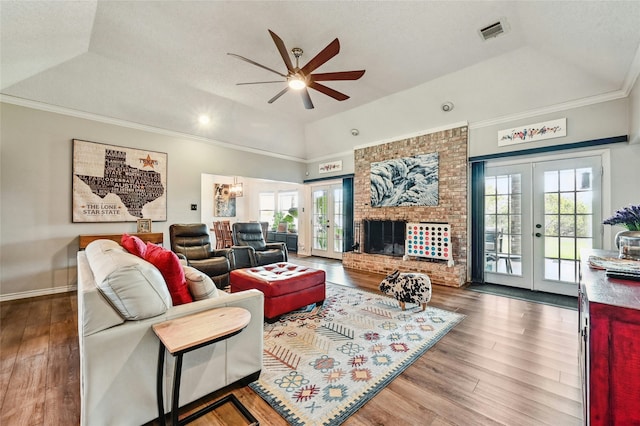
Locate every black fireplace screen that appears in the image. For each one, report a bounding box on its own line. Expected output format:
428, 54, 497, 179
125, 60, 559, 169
363, 220, 406, 257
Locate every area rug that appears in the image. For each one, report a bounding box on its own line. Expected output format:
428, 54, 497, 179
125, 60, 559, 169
250, 282, 465, 425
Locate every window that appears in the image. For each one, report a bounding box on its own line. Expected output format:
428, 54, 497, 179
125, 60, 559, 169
259, 192, 275, 226
259, 190, 299, 232
278, 191, 298, 232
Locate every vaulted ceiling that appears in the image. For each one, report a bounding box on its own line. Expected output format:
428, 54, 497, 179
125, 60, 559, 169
2, 1, 639, 160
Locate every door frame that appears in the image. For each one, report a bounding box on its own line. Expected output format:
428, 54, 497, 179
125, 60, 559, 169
482, 148, 611, 290
310, 180, 344, 260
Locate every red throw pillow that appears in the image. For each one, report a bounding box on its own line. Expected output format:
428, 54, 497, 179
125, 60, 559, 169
121, 233, 147, 258
144, 242, 193, 305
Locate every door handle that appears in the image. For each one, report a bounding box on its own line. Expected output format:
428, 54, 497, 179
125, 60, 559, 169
535, 224, 542, 229
535, 232, 542, 237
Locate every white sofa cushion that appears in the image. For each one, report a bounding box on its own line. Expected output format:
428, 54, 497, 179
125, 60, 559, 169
85, 239, 172, 320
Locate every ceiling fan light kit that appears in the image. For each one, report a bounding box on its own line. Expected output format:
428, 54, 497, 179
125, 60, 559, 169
288, 75, 307, 90
229, 29, 365, 109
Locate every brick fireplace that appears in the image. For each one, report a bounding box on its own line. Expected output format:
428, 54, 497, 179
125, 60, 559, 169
343, 126, 468, 287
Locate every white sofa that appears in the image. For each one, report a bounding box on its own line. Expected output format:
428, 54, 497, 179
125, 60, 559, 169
77, 239, 263, 426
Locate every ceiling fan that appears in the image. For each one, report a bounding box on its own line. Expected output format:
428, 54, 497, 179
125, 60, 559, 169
228, 30, 365, 109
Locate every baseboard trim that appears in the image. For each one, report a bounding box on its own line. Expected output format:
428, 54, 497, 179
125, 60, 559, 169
0, 285, 77, 302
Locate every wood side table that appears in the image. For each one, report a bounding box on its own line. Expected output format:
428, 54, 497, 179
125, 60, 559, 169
79, 232, 163, 249
152, 307, 257, 426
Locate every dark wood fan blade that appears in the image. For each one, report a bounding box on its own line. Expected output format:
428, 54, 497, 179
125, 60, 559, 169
311, 70, 365, 81
300, 38, 340, 75
227, 53, 287, 77
268, 87, 290, 104
268, 30, 294, 72
236, 81, 284, 85
301, 88, 314, 109
308, 81, 349, 101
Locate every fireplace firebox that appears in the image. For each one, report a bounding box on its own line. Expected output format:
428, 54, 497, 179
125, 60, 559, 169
363, 220, 406, 257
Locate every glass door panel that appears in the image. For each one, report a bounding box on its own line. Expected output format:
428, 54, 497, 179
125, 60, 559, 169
311, 183, 343, 259
484, 164, 532, 288
533, 157, 601, 295
312, 189, 328, 252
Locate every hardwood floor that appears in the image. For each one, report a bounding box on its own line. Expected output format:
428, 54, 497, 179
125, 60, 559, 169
0, 256, 582, 425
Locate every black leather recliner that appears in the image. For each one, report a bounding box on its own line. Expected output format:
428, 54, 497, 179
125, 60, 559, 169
232, 222, 288, 268
169, 223, 233, 288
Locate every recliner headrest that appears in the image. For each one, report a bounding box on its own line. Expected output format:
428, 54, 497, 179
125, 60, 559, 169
170, 223, 208, 238
232, 222, 262, 234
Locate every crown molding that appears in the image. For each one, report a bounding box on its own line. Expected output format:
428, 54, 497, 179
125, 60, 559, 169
304, 150, 354, 164
469, 89, 628, 130
468, 43, 640, 130
622, 43, 640, 96
0, 94, 307, 163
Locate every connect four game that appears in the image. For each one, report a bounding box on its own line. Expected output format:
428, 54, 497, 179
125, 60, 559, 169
405, 222, 452, 261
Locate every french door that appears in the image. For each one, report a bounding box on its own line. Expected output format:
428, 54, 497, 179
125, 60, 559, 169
484, 163, 532, 289
311, 183, 344, 260
484, 155, 602, 296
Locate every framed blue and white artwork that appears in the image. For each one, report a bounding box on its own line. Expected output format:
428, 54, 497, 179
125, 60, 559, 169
370, 152, 439, 207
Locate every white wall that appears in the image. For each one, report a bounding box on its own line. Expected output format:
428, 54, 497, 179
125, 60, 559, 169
0, 103, 306, 299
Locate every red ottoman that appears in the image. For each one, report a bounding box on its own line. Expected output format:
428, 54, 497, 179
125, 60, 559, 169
230, 262, 326, 321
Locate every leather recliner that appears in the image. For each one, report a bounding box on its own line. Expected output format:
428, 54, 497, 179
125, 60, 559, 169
169, 223, 233, 288
232, 222, 288, 268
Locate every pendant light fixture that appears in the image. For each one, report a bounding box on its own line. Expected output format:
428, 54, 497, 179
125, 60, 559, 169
229, 177, 243, 198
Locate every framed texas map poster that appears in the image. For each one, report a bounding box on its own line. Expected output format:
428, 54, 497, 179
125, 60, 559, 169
72, 139, 167, 222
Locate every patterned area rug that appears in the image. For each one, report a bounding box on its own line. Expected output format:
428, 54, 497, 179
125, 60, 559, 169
250, 283, 465, 425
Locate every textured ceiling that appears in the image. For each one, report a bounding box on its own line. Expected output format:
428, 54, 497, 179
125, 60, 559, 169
2, 1, 639, 160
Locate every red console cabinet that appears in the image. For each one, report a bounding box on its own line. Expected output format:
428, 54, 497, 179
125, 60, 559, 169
579, 249, 640, 425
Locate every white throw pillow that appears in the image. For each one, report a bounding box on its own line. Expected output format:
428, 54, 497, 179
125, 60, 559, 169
183, 265, 219, 300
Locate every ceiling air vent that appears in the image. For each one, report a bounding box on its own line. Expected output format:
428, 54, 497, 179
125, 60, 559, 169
479, 20, 507, 41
